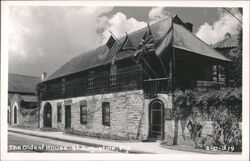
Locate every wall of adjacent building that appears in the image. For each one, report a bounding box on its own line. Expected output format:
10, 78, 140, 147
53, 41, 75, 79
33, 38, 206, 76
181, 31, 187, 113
9, 98, 39, 128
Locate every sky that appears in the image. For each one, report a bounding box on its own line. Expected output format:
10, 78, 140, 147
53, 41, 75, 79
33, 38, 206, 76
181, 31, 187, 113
8, 6, 242, 77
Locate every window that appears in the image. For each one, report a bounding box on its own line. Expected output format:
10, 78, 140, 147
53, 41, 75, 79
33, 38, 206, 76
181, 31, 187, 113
106, 35, 116, 50
110, 64, 117, 86
88, 71, 94, 89
110, 74, 117, 86
57, 103, 62, 122
80, 100, 87, 124
62, 78, 66, 95
102, 102, 110, 126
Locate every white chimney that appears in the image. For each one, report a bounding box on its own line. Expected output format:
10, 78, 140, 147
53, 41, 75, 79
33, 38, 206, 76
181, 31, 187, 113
41, 72, 47, 81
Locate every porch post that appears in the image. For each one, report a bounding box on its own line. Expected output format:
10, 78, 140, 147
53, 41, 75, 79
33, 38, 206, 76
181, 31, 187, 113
169, 55, 173, 91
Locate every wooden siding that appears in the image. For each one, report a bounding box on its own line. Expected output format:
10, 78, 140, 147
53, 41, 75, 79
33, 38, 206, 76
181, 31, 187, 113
40, 59, 143, 100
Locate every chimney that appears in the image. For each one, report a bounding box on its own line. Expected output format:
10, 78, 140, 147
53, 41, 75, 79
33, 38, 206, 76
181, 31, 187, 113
41, 72, 47, 81
184, 22, 193, 32
224, 32, 231, 39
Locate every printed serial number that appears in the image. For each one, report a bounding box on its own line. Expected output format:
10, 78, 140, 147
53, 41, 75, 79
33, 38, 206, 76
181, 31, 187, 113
206, 145, 235, 152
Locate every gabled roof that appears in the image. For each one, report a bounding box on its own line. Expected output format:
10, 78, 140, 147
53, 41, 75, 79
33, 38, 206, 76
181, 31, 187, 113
212, 34, 238, 49
45, 17, 231, 82
8, 94, 37, 105
8, 73, 40, 94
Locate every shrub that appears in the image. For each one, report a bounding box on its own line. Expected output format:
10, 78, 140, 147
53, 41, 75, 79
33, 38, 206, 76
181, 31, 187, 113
172, 87, 242, 151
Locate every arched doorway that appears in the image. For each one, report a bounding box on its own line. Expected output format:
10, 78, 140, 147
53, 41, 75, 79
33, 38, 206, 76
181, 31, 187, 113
149, 100, 164, 140
14, 106, 17, 124
43, 102, 52, 127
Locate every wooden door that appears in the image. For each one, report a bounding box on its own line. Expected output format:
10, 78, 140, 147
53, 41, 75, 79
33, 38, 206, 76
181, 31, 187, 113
65, 105, 71, 129
149, 100, 164, 140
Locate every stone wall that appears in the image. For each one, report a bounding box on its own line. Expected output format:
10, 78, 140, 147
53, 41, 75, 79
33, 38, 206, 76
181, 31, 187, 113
40, 91, 178, 141
40, 90, 150, 140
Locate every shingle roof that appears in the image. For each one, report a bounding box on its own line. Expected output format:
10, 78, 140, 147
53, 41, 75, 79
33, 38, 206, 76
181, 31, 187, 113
21, 95, 37, 102
8, 73, 40, 94
212, 35, 238, 49
45, 17, 230, 82
46, 21, 164, 81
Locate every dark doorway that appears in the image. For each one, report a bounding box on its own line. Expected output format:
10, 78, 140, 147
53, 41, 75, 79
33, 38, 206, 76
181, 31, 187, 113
149, 100, 164, 140
8, 109, 10, 124
65, 105, 71, 129
14, 106, 17, 124
43, 102, 52, 127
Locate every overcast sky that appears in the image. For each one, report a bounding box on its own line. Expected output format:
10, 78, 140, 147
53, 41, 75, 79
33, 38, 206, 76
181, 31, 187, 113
8, 6, 242, 77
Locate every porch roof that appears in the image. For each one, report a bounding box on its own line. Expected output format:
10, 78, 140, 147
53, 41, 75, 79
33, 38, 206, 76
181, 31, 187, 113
172, 23, 231, 62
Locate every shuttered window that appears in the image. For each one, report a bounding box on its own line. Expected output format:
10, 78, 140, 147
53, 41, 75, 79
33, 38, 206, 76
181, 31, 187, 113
102, 102, 110, 126
80, 100, 87, 124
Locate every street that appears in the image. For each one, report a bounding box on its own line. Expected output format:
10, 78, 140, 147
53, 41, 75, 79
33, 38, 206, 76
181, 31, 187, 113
8, 132, 116, 153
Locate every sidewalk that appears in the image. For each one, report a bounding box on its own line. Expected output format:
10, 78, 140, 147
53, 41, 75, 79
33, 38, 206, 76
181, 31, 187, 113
8, 127, 192, 154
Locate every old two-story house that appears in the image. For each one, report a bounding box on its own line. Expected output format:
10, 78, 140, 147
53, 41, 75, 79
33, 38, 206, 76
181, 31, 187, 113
8, 73, 40, 127
38, 16, 230, 141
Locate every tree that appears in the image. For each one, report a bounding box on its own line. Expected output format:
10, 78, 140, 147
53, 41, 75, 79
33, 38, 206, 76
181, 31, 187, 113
172, 90, 195, 145
227, 29, 242, 87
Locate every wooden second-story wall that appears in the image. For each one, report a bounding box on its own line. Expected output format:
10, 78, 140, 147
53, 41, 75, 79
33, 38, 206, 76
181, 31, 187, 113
40, 58, 143, 101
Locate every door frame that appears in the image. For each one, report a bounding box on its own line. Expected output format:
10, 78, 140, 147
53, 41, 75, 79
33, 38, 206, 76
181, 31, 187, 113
65, 105, 71, 129
148, 99, 165, 140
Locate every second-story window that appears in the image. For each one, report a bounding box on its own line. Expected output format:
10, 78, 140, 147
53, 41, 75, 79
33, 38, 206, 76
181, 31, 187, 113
61, 78, 66, 95
110, 63, 117, 86
88, 71, 94, 89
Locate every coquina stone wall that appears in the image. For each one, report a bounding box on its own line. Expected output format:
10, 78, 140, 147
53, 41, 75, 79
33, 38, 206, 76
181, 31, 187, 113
40, 90, 175, 141
40, 90, 146, 140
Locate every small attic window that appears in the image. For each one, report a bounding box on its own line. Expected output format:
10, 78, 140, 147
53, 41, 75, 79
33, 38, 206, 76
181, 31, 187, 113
106, 35, 116, 50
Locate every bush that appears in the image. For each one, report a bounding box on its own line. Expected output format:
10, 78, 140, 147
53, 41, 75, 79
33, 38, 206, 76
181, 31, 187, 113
173, 87, 242, 151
